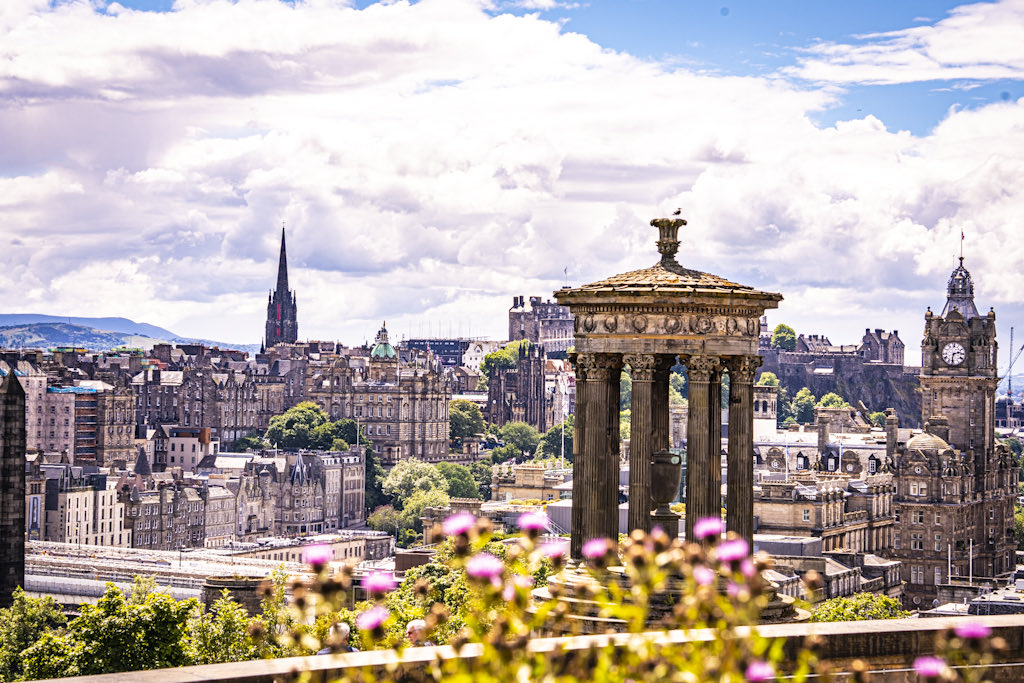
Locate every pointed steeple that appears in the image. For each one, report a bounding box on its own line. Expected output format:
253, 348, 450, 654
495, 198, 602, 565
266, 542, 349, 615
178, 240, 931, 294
941, 257, 980, 319
276, 225, 289, 294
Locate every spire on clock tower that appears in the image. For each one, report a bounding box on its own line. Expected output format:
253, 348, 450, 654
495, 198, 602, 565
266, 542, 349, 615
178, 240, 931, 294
941, 257, 980, 319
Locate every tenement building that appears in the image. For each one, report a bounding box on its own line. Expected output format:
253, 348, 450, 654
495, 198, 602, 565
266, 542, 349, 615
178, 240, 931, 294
890, 258, 1017, 608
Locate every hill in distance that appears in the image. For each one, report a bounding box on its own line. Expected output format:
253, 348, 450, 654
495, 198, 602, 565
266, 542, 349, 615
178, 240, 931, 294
0, 314, 259, 355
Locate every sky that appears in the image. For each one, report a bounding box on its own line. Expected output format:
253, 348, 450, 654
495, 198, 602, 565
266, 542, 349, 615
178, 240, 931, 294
2, 0, 1024, 366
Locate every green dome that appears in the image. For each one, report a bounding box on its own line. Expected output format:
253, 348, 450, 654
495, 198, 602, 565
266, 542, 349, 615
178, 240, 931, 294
370, 322, 397, 359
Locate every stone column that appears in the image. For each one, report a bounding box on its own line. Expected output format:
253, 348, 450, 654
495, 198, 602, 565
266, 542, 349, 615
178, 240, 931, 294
652, 355, 675, 455
709, 364, 723, 521
725, 355, 761, 545
625, 354, 654, 533
571, 352, 621, 556
684, 355, 719, 541
569, 352, 590, 559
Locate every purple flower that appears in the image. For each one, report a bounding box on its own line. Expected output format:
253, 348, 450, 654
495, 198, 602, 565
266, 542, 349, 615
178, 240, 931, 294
741, 558, 757, 578
693, 565, 716, 586
466, 553, 504, 581
694, 516, 724, 540
954, 621, 992, 639
302, 543, 332, 566
540, 542, 567, 560
581, 537, 612, 559
443, 512, 476, 536
745, 660, 775, 681
364, 571, 397, 596
518, 511, 548, 531
356, 606, 389, 632
716, 538, 749, 563
913, 656, 947, 678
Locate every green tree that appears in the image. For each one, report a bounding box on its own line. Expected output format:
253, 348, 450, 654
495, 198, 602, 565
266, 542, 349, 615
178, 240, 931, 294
470, 458, 494, 500
367, 505, 404, 538
620, 371, 632, 410
816, 392, 850, 408
22, 584, 195, 679
490, 443, 520, 464
401, 488, 451, 535
498, 421, 541, 456
756, 371, 779, 386
229, 434, 267, 452
809, 592, 910, 622
265, 402, 331, 449
381, 458, 446, 507
791, 387, 816, 424
185, 592, 259, 665
1015, 506, 1024, 552
450, 399, 485, 440
437, 462, 482, 499
868, 411, 886, 428
770, 324, 797, 351
1003, 437, 1023, 459
776, 386, 793, 426
364, 447, 387, 512
479, 340, 533, 382
620, 409, 631, 437
538, 414, 574, 462
334, 418, 368, 448
670, 370, 687, 400
0, 587, 67, 682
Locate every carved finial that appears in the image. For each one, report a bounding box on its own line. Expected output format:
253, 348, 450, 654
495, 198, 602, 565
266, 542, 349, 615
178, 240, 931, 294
651, 216, 687, 268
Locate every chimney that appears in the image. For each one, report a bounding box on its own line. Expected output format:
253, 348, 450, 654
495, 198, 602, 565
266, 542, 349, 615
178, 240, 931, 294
817, 416, 830, 455
928, 415, 951, 443
885, 408, 899, 461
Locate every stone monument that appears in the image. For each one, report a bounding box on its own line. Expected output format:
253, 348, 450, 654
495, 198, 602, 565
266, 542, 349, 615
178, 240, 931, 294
555, 217, 782, 556
0, 370, 26, 606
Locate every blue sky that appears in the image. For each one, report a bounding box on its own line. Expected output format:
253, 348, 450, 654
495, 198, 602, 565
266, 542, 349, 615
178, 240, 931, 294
3, 0, 1024, 363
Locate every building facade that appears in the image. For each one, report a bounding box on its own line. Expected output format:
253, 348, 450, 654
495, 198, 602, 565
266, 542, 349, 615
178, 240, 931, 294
508, 296, 574, 355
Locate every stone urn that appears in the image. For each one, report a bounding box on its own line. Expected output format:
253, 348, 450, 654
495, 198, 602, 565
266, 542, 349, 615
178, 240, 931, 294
650, 449, 682, 538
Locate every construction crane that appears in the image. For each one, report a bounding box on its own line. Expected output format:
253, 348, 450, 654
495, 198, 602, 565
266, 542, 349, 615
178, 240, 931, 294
1006, 327, 1024, 396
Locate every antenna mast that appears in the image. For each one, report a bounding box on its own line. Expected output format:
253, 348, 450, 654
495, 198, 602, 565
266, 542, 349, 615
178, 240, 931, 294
1011, 326, 1015, 396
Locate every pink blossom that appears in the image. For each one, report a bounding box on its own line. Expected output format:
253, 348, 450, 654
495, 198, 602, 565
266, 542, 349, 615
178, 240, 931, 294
954, 621, 992, 639
364, 571, 397, 596
466, 553, 504, 581
693, 516, 724, 540
443, 512, 476, 536
693, 566, 716, 586
540, 542, 567, 560
356, 606, 389, 632
518, 510, 548, 531
740, 558, 757, 578
745, 660, 775, 681
581, 537, 612, 559
302, 543, 332, 566
913, 656, 947, 678
716, 538, 749, 563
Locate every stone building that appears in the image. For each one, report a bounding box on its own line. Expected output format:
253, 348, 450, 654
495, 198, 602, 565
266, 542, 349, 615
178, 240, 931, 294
486, 342, 551, 432
202, 483, 235, 547
889, 258, 1018, 608
0, 370, 26, 606
491, 462, 571, 502
555, 217, 781, 555
508, 296, 574, 356
120, 483, 207, 551
43, 466, 131, 547
265, 227, 298, 349
306, 324, 451, 465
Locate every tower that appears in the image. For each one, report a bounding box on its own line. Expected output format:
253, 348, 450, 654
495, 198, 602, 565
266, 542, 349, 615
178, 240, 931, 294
919, 258, 998, 463
265, 227, 298, 348
0, 369, 26, 606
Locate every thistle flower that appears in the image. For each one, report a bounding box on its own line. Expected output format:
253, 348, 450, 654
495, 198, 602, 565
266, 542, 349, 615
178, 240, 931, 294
582, 537, 611, 559
356, 606, 389, 634
302, 543, 332, 568
364, 571, 397, 596
693, 565, 716, 586
716, 538, 749, 563
466, 553, 504, 583
913, 656, 948, 680
694, 517, 724, 541
745, 660, 775, 681
518, 510, 548, 532
443, 512, 476, 537
953, 621, 991, 640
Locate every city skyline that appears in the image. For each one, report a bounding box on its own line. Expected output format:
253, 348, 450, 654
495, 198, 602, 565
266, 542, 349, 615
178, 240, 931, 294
2, 0, 1024, 363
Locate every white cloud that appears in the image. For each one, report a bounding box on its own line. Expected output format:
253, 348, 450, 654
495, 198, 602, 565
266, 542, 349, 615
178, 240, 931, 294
0, 0, 1022, 363
787, 0, 1024, 85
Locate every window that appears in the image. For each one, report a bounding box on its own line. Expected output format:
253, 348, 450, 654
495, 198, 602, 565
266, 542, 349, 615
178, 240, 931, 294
912, 510, 924, 524
911, 565, 924, 584
934, 567, 943, 586
802, 509, 810, 522
934, 534, 942, 552
911, 533, 923, 550
935, 513, 941, 525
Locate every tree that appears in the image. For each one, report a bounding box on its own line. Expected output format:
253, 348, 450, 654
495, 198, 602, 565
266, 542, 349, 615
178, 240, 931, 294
538, 415, 574, 462
809, 593, 909, 622
868, 411, 886, 428
498, 421, 541, 456
229, 434, 267, 452
437, 462, 482, 499
670, 370, 687, 400
490, 443, 520, 464
265, 402, 331, 449
620, 371, 632, 410
470, 458, 494, 500
367, 505, 404, 538
185, 592, 259, 665
450, 399, 485, 440
816, 392, 850, 408
0, 587, 67, 682
1002, 437, 1023, 459
381, 458, 447, 507
770, 324, 797, 351
1015, 506, 1024, 552
756, 371, 779, 386
401, 488, 451, 534
364, 447, 387, 512
479, 340, 533, 382
791, 387, 816, 424
22, 584, 195, 679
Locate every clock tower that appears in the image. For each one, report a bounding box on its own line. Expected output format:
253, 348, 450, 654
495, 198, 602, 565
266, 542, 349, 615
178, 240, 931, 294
920, 258, 998, 468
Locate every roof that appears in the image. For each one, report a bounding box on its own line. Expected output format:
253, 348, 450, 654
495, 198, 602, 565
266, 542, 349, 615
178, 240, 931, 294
906, 431, 951, 452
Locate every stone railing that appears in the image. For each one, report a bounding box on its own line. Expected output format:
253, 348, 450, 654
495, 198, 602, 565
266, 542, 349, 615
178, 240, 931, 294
29, 614, 1024, 683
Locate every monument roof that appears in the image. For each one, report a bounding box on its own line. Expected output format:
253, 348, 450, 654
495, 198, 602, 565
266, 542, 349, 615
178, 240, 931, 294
906, 431, 951, 452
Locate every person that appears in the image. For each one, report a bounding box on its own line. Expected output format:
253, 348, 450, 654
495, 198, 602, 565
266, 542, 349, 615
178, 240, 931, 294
406, 618, 434, 646
317, 621, 357, 654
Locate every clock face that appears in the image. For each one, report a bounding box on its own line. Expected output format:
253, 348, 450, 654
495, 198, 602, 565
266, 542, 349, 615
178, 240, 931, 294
942, 342, 966, 366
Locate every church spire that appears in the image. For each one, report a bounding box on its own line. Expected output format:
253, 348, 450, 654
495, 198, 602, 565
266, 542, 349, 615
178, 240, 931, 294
941, 256, 980, 320
276, 225, 289, 294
